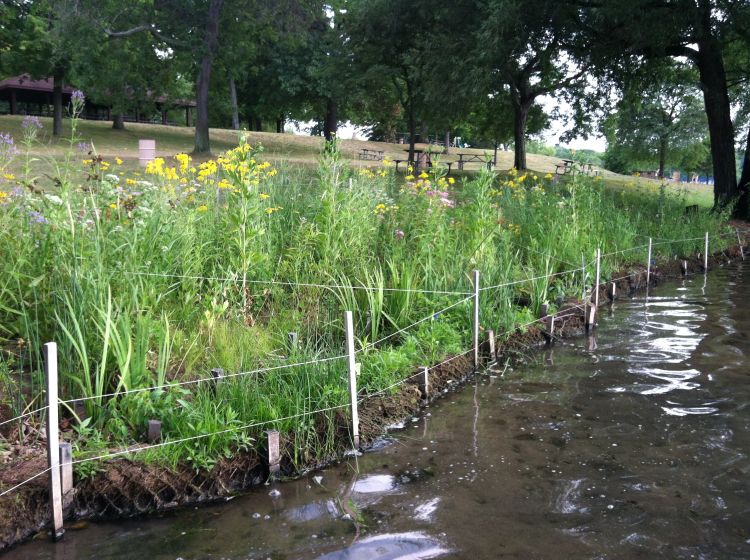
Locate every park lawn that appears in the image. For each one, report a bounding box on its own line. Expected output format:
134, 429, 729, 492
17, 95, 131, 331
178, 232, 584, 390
0, 115, 713, 207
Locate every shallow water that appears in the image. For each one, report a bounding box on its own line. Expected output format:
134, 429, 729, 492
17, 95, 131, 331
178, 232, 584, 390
9, 263, 750, 559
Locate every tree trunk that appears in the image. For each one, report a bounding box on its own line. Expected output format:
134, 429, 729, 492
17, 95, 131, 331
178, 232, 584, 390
737, 125, 750, 219
324, 99, 338, 141
52, 72, 64, 137
254, 117, 263, 132
407, 107, 416, 165
193, 0, 224, 154
657, 135, 668, 178
444, 130, 451, 154
513, 101, 531, 170
228, 76, 240, 130
694, 40, 737, 212
276, 115, 284, 133
112, 113, 125, 130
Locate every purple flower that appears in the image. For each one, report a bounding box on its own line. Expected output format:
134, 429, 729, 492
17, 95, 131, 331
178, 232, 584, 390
71, 90, 86, 104
28, 210, 48, 224
394, 229, 405, 240
21, 115, 42, 130
0, 133, 19, 158
77, 142, 91, 153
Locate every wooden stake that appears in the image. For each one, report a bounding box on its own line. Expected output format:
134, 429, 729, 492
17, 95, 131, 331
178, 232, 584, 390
485, 330, 496, 361
344, 311, 360, 448
44, 342, 64, 541
646, 237, 652, 286
737, 229, 745, 260
266, 430, 280, 476
287, 332, 298, 351
59, 443, 73, 496
609, 282, 616, 301
147, 420, 162, 443
681, 260, 688, 275
473, 270, 480, 369
418, 366, 430, 400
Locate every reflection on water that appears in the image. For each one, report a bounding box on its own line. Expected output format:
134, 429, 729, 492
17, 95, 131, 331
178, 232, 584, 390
7, 263, 750, 559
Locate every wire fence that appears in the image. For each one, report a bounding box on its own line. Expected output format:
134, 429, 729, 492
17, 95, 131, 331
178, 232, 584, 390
0, 229, 744, 506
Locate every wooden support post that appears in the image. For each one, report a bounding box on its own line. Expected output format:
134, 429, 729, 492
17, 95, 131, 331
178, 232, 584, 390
737, 229, 745, 260
211, 368, 224, 385
266, 430, 280, 476
586, 304, 597, 330
594, 248, 601, 309
646, 237, 652, 286
344, 311, 360, 448
681, 260, 688, 275
609, 282, 616, 301
473, 270, 480, 369
549, 317, 555, 341
485, 330, 496, 361
44, 342, 64, 541
287, 332, 298, 351
147, 420, 162, 443
704, 232, 709, 271
59, 443, 73, 496
418, 366, 430, 400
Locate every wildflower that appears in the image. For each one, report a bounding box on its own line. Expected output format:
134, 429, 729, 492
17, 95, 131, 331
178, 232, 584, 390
419, 172, 429, 179
21, 115, 43, 130
77, 142, 91, 153
405, 174, 415, 181
3, 173, 15, 181
115, 157, 123, 165
544, 173, 553, 180
394, 229, 405, 239
126, 178, 137, 186
109, 203, 117, 209
44, 194, 63, 205
259, 193, 270, 200
175, 153, 191, 173
0, 133, 19, 158
265, 206, 282, 215
28, 210, 48, 224
448, 177, 455, 185
71, 90, 86, 104
197, 205, 208, 212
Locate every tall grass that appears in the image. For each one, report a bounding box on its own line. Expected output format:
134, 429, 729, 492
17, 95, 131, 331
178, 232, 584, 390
0, 123, 733, 472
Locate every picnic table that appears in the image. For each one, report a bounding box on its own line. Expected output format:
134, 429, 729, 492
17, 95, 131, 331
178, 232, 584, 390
456, 152, 495, 170
555, 160, 599, 176
358, 148, 384, 161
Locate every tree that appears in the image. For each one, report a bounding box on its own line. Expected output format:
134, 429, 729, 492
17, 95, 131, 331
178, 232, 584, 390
477, 0, 587, 170
585, 0, 750, 217
603, 63, 707, 178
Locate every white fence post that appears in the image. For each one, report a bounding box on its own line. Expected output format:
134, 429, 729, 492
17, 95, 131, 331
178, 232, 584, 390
646, 237, 652, 287
594, 248, 601, 310
473, 270, 480, 369
704, 232, 709, 271
44, 342, 64, 541
344, 311, 360, 448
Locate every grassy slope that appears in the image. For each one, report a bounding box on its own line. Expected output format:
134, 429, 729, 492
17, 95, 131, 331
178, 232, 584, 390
0, 115, 714, 205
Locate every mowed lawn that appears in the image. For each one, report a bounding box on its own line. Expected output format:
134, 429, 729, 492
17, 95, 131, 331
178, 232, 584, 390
0, 115, 714, 206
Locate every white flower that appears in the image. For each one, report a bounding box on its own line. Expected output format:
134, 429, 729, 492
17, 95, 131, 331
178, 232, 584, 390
44, 194, 63, 205
104, 174, 120, 183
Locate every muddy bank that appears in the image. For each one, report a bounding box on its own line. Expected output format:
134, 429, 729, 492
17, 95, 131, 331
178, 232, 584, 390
0, 241, 745, 552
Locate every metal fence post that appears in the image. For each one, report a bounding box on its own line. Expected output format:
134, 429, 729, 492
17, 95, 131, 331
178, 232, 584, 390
44, 342, 64, 541
344, 311, 360, 448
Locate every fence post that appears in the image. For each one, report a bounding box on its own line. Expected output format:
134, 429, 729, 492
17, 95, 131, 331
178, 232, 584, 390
473, 269, 480, 369
344, 311, 360, 449
646, 237, 652, 287
737, 229, 745, 260
59, 443, 73, 505
594, 248, 601, 310
44, 342, 64, 541
704, 232, 709, 271
419, 366, 430, 400
266, 429, 281, 476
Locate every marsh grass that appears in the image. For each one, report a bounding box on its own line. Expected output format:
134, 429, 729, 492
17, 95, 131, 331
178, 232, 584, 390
0, 117, 732, 475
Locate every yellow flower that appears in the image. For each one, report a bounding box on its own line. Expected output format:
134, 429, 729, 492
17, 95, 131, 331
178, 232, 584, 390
419, 172, 429, 179
115, 157, 123, 165
259, 193, 270, 200
448, 177, 455, 185
125, 178, 137, 186
82, 159, 93, 166
175, 153, 191, 173
197, 205, 208, 213
265, 206, 282, 215
109, 203, 117, 209
544, 173, 553, 180
3, 173, 15, 180
405, 174, 415, 181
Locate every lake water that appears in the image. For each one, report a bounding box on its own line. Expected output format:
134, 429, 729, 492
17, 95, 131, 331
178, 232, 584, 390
8, 262, 750, 559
